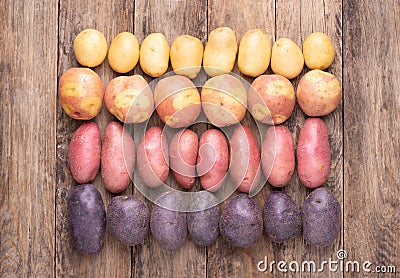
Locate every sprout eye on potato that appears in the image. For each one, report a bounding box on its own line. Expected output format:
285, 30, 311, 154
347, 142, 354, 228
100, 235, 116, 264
303, 32, 335, 70
271, 38, 304, 79
108, 32, 140, 73
74, 28, 108, 67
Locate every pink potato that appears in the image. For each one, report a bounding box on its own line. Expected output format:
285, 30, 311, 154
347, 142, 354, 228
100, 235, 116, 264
101, 121, 135, 193
68, 122, 101, 183
229, 126, 261, 193
169, 129, 198, 189
137, 126, 169, 188
197, 129, 229, 192
297, 118, 331, 188
262, 125, 295, 187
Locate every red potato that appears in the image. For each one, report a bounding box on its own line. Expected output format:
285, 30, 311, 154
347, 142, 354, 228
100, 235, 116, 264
101, 122, 135, 193
229, 126, 261, 193
169, 129, 198, 189
297, 118, 331, 188
197, 129, 229, 192
68, 122, 101, 183
137, 127, 169, 188
262, 126, 295, 187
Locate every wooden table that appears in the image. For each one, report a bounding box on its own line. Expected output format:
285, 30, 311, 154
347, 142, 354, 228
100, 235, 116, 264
0, 0, 399, 277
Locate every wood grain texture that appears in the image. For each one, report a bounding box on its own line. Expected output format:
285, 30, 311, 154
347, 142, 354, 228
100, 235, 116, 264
0, 1, 58, 277
56, 1, 134, 277
344, 1, 400, 276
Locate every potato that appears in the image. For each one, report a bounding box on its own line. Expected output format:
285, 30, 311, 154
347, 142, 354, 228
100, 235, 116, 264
107, 195, 149, 246
261, 126, 295, 187
104, 75, 154, 123
303, 32, 335, 70
59, 68, 104, 120
187, 191, 220, 247
220, 194, 263, 247
297, 118, 330, 188
197, 129, 229, 192
169, 129, 198, 189
74, 29, 108, 67
296, 69, 341, 116
108, 32, 140, 73
137, 126, 169, 187
248, 74, 295, 125
150, 192, 187, 251
302, 188, 340, 247
238, 29, 271, 77
101, 122, 135, 193
229, 126, 261, 194
263, 191, 301, 242
68, 122, 101, 184
154, 75, 201, 128
271, 38, 304, 79
203, 27, 237, 77
201, 74, 247, 127
170, 35, 204, 79
68, 184, 106, 254
139, 33, 170, 77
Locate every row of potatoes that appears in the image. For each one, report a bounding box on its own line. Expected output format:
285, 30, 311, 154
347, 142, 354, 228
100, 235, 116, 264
73, 27, 335, 79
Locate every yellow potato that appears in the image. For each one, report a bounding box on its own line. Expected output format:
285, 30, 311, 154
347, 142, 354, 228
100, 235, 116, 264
303, 32, 335, 70
73, 29, 108, 67
108, 32, 139, 73
271, 38, 304, 79
170, 35, 204, 79
139, 33, 170, 77
203, 27, 237, 77
238, 29, 271, 77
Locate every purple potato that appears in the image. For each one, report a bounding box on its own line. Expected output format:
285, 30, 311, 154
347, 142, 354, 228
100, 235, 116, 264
68, 184, 106, 254
150, 191, 187, 251
219, 193, 263, 247
107, 195, 150, 246
302, 188, 341, 247
187, 191, 220, 246
263, 191, 302, 242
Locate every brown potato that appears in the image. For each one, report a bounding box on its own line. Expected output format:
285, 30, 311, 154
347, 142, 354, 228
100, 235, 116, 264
296, 69, 341, 116
74, 29, 108, 67
271, 38, 304, 79
303, 32, 335, 70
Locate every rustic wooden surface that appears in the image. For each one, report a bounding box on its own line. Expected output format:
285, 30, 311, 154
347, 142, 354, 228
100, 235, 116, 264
0, 0, 398, 277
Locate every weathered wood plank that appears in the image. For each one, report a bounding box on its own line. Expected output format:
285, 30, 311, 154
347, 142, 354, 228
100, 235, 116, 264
56, 1, 134, 277
0, 0, 58, 277
344, 1, 400, 276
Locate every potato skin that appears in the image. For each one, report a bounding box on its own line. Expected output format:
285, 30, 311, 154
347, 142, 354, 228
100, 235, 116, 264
68, 122, 101, 184
170, 35, 204, 79
303, 32, 335, 70
197, 129, 229, 192
107, 195, 149, 246
201, 74, 247, 127
104, 75, 154, 123
187, 191, 220, 247
229, 126, 261, 193
271, 38, 304, 79
248, 74, 295, 125
139, 33, 170, 77
302, 188, 340, 247
263, 191, 301, 242
59, 68, 104, 120
262, 126, 295, 187
297, 118, 330, 188
296, 69, 341, 117
137, 126, 169, 187
154, 75, 201, 128
220, 194, 263, 247
238, 29, 271, 77
108, 32, 140, 73
68, 184, 106, 254
169, 129, 198, 189
101, 122, 135, 193
73, 29, 108, 67
150, 192, 187, 251
203, 27, 238, 77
